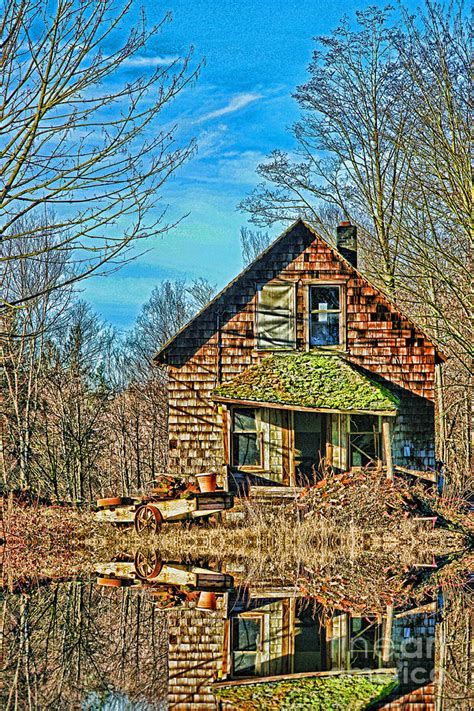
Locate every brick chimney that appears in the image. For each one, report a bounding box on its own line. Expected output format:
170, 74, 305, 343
336, 221, 357, 268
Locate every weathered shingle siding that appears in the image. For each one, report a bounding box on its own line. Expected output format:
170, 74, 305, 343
163, 223, 437, 477
167, 605, 226, 709
392, 392, 436, 470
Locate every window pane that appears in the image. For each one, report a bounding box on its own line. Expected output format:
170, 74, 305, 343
349, 433, 381, 467
233, 408, 256, 432
258, 313, 294, 349
310, 312, 340, 346
232, 618, 261, 651
257, 282, 295, 349
232, 652, 257, 676
233, 433, 260, 466
311, 286, 340, 311
349, 415, 379, 433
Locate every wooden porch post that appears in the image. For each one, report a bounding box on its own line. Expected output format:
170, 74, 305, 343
221, 406, 230, 465
382, 418, 394, 480
221, 406, 230, 490
325, 414, 333, 470
381, 604, 394, 664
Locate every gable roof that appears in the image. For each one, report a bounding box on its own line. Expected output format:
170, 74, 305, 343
154, 219, 444, 363
212, 353, 400, 414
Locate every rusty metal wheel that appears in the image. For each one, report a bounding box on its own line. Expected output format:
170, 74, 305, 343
134, 504, 163, 535
134, 548, 163, 580
97, 497, 124, 508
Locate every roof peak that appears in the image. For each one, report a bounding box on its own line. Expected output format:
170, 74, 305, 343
154, 219, 444, 363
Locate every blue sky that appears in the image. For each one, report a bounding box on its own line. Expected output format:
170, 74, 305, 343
82, 0, 408, 331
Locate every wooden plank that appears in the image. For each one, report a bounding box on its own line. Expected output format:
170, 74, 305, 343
395, 601, 437, 619
249, 485, 303, 498
281, 409, 292, 486
394, 466, 437, 483
382, 604, 394, 663
212, 396, 397, 417
382, 418, 394, 480
249, 587, 305, 599
213, 667, 398, 689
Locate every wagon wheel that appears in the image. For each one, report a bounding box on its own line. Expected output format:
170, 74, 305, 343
134, 504, 163, 535
97, 497, 124, 508
134, 548, 163, 580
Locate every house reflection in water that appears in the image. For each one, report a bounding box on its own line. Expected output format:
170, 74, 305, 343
166, 588, 438, 710
225, 596, 391, 677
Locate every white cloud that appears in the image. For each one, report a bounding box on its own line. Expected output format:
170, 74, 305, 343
122, 55, 182, 68
216, 150, 267, 184
195, 92, 262, 123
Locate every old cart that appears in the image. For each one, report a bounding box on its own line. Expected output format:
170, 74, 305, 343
95, 549, 234, 609
96, 551, 234, 588
95, 491, 234, 533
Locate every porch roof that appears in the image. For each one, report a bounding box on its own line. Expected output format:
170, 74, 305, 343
212, 353, 400, 415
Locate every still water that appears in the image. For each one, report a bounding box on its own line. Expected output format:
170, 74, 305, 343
2, 547, 472, 710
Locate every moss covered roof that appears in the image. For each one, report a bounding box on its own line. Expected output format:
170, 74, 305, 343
213, 674, 398, 710
213, 353, 399, 413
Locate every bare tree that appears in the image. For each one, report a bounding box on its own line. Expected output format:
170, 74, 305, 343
239, 7, 414, 292
104, 378, 168, 495
2, 582, 168, 710
394, 1, 471, 362
394, 2, 471, 484
124, 280, 190, 377
0, 0, 200, 308
36, 302, 116, 500
240, 227, 272, 265
124, 278, 217, 379
186, 277, 217, 311
1, 228, 72, 489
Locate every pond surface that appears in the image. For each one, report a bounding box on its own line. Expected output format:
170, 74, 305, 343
2, 547, 472, 710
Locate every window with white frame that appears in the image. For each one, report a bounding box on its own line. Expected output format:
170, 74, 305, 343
309, 285, 342, 347
256, 281, 296, 350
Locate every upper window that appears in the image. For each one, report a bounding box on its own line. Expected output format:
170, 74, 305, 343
256, 281, 296, 350
232, 408, 261, 468
309, 285, 341, 347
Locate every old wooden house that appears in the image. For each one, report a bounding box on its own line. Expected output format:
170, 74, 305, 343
167, 588, 439, 710
155, 219, 443, 490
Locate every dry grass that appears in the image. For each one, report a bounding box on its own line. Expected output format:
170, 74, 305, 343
1, 496, 102, 588
83, 494, 467, 615
2, 484, 470, 600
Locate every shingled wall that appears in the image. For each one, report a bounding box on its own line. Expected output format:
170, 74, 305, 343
167, 604, 226, 710
159, 221, 438, 478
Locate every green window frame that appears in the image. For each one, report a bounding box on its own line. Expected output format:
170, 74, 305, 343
231, 408, 262, 468
231, 615, 263, 677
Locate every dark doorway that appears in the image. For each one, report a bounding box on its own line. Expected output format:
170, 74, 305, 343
293, 412, 326, 486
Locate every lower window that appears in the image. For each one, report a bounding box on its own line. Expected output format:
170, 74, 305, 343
348, 415, 381, 467
231, 616, 262, 676
232, 408, 261, 467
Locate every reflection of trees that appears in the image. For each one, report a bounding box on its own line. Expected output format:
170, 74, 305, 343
1, 582, 167, 710
437, 585, 473, 710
